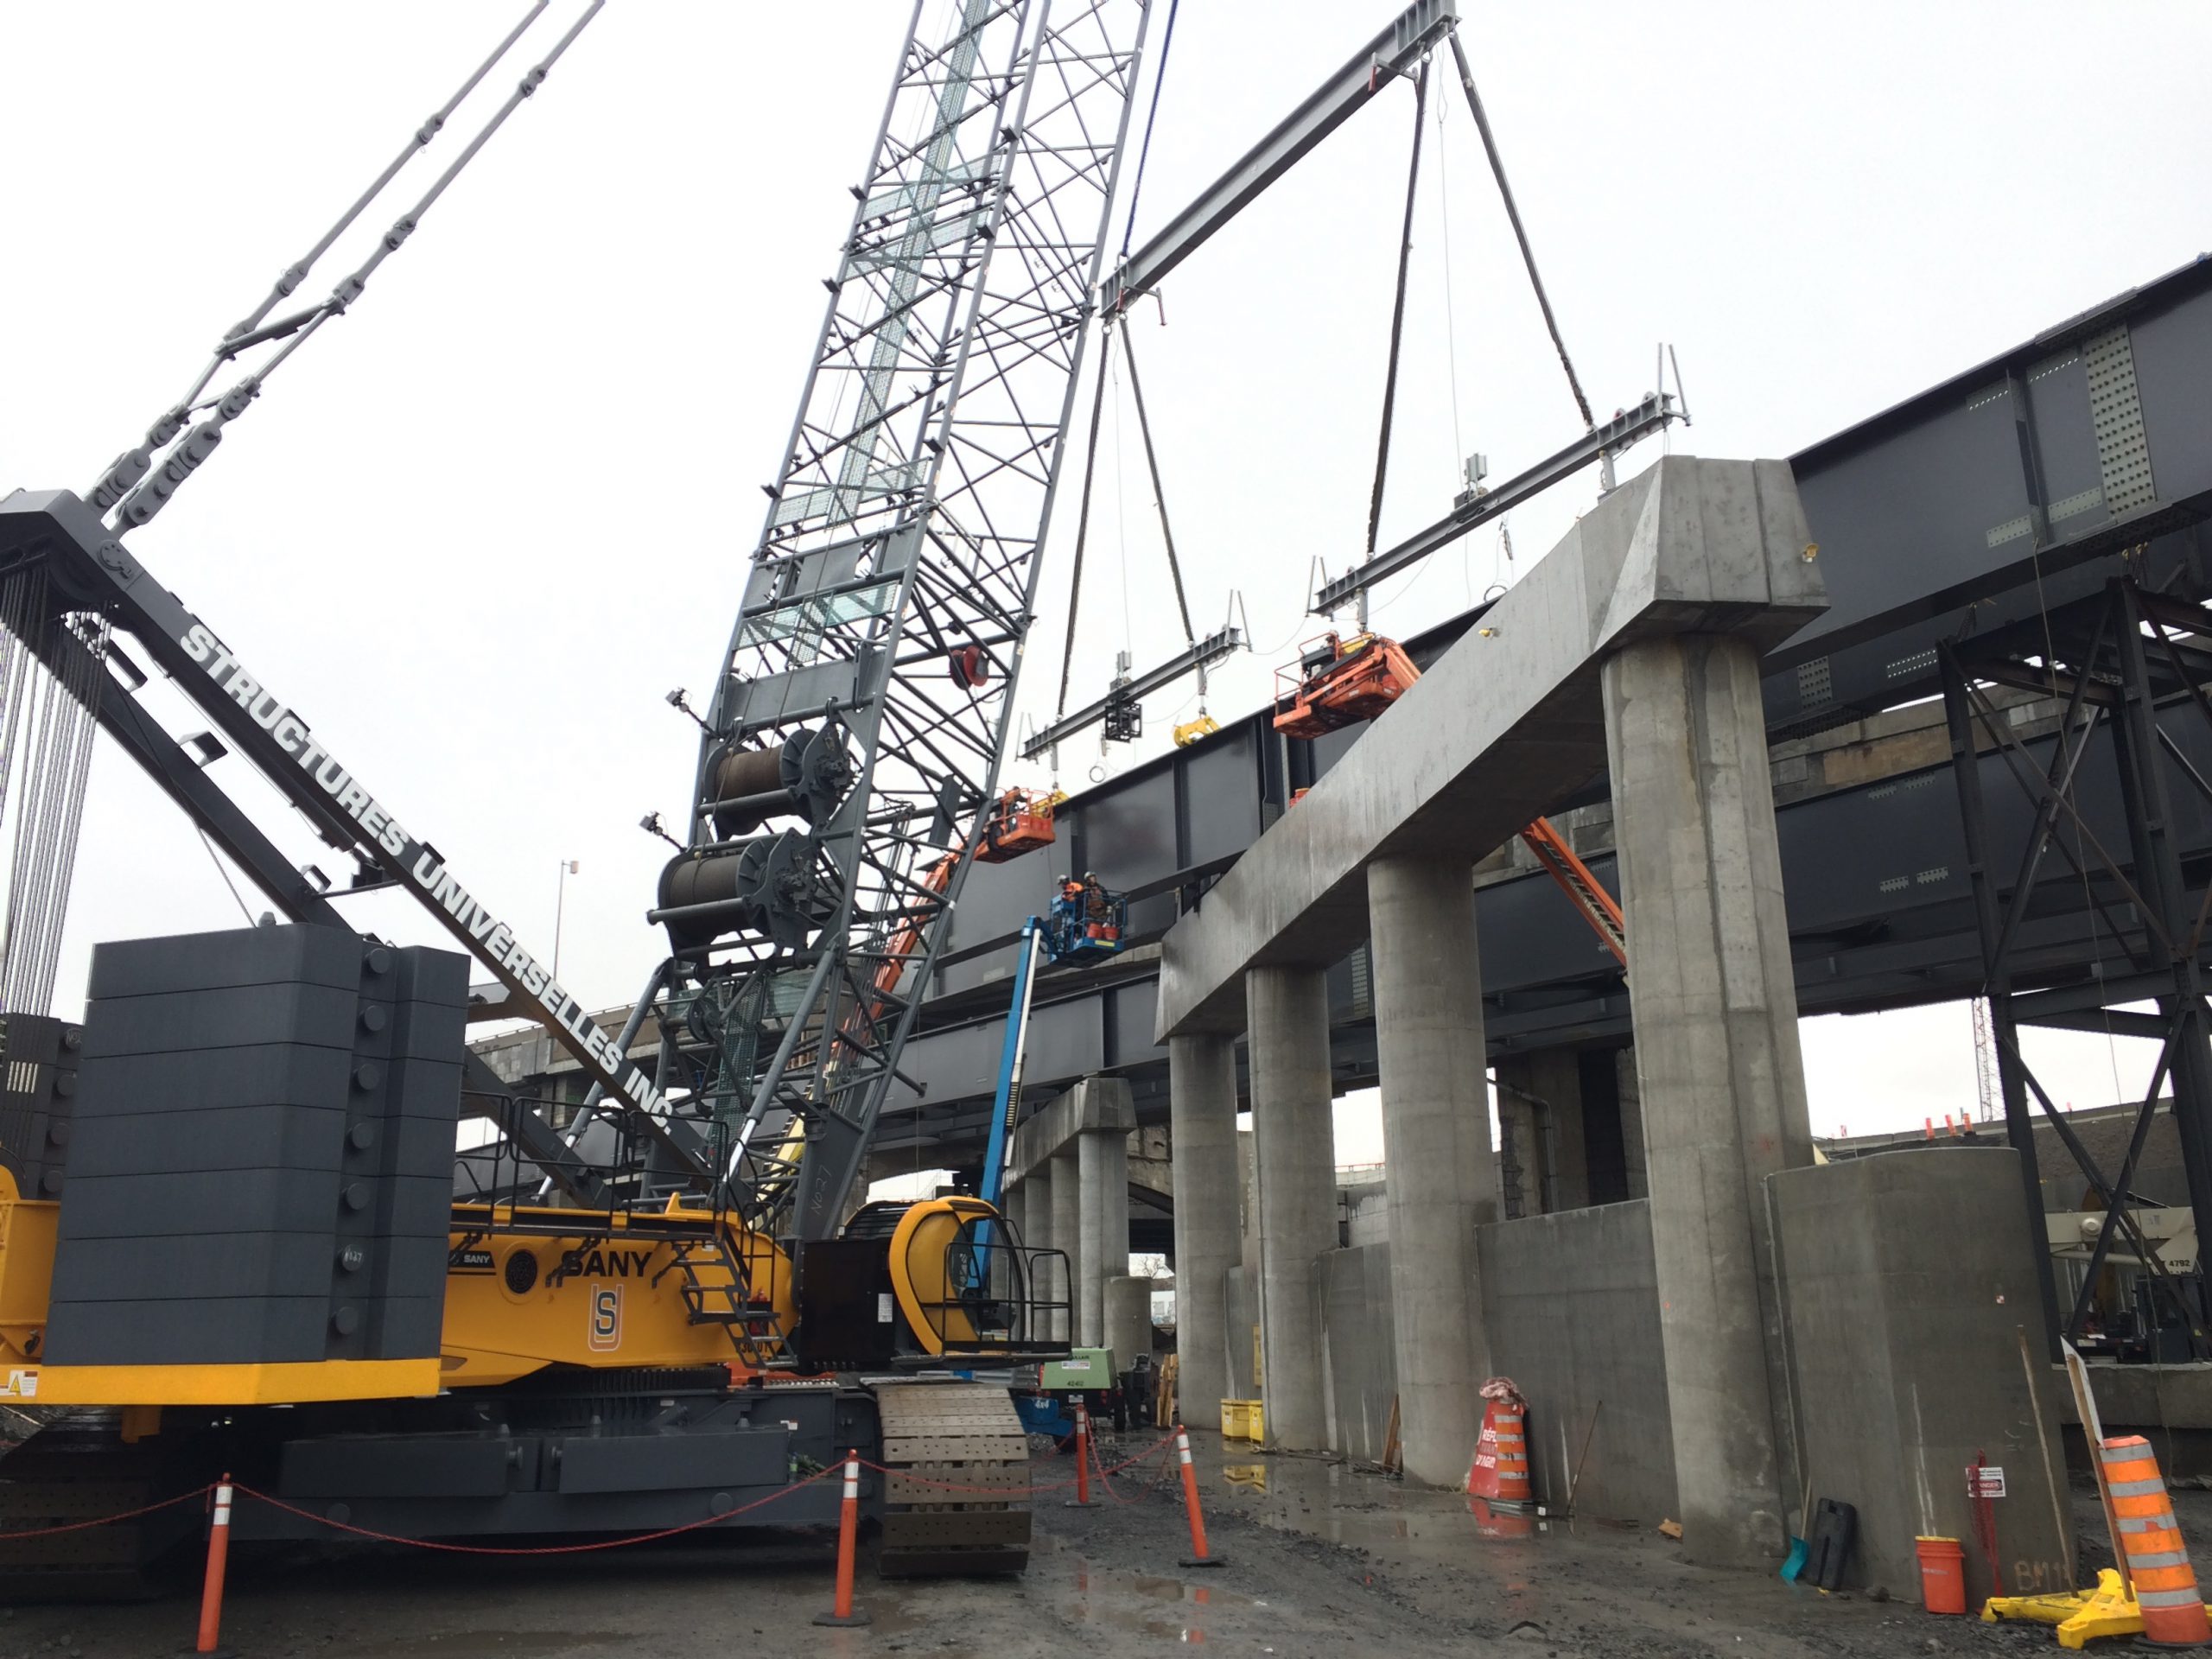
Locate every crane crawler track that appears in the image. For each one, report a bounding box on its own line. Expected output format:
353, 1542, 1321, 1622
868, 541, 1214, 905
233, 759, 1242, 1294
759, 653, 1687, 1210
872, 1380, 1031, 1576
0, 1412, 192, 1601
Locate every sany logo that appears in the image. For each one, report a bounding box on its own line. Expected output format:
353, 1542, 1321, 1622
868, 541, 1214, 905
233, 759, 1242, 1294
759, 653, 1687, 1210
588, 1285, 622, 1352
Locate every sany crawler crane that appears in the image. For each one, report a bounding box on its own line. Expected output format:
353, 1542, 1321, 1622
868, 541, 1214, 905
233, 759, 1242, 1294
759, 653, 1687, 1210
0, 0, 1154, 1592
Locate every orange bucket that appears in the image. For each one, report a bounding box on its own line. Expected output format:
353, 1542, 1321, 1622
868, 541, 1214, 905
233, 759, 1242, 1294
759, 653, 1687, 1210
1916, 1535, 1966, 1615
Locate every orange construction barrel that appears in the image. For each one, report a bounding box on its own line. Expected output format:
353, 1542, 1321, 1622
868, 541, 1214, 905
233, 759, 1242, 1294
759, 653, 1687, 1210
2101, 1435, 2212, 1646
1916, 1535, 1966, 1614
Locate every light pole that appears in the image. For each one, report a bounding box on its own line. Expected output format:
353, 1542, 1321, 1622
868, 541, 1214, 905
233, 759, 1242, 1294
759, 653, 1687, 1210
553, 858, 578, 977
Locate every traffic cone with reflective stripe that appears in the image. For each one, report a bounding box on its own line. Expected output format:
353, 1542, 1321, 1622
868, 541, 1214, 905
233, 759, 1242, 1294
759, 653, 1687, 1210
195, 1474, 236, 1657
813, 1450, 871, 1628
2101, 1435, 2209, 1646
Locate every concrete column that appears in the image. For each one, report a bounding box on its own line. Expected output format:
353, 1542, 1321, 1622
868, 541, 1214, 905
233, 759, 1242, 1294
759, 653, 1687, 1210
1367, 855, 1496, 1488
1604, 632, 1814, 1567
1105, 1275, 1154, 1372
1246, 964, 1336, 1453
1077, 1128, 1128, 1348
1014, 1166, 1052, 1333
1236, 1128, 1260, 1274
1051, 1148, 1082, 1345
1167, 1031, 1241, 1428
1616, 1047, 1649, 1202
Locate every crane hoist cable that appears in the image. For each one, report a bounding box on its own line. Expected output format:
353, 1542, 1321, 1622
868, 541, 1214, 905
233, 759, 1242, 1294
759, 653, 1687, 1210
1054, 332, 1115, 729
1363, 60, 1429, 568
1118, 327, 1195, 649
1052, 315, 1205, 737
1445, 30, 1593, 433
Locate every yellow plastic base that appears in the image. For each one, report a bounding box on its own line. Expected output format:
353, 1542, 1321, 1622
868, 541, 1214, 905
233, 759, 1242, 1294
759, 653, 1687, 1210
34, 1357, 443, 1406
1983, 1568, 2144, 1649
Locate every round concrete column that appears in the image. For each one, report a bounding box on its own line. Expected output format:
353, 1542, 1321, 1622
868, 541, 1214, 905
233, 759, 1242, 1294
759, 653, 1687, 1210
1105, 1275, 1154, 1375
1604, 631, 1814, 1567
1051, 1148, 1082, 1345
1077, 1128, 1128, 1348
1367, 855, 1497, 1487
1015, 1166, 1053, 1337
1246, 963, 1336, 1452
1168, 1031, 1241, 1428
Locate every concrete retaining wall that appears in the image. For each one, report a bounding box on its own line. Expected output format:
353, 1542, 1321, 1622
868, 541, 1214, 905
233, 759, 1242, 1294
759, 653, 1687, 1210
1478, 1201, 1679, 1524
1319, 1244, 1398, 1462
1773, 1147, 2073, 1605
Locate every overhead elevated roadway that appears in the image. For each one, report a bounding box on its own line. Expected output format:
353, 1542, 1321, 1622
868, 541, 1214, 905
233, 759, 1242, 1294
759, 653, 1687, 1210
865, 254, 2212, 1179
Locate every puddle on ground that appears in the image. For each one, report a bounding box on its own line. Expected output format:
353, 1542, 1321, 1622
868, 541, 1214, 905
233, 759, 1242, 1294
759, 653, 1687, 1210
1063, 1555, 1264, 1643
343, 1632, 630, 1657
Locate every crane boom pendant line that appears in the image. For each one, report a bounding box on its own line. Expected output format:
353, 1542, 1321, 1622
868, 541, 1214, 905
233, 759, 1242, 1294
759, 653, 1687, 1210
668, 0, 1155, 1236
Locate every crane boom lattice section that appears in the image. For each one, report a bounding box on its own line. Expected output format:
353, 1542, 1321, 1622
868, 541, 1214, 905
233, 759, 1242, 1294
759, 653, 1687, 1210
656, 0, 1151, 1239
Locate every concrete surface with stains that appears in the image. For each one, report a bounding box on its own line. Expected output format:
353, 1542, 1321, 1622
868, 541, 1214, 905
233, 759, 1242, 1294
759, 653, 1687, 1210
0, 1429, 2187, 1656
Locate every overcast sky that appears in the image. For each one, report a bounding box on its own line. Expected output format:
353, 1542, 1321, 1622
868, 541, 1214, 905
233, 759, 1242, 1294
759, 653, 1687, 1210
3, 2, 2209, 1158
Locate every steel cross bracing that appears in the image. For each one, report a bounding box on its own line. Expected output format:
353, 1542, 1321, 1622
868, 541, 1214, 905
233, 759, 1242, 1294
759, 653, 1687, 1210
642, 0, 1152, 1240
1942, 577, 2212, 1358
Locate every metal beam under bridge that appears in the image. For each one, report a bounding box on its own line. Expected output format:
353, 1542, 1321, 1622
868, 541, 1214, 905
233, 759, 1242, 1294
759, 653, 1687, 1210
872, 255, 2212, 1174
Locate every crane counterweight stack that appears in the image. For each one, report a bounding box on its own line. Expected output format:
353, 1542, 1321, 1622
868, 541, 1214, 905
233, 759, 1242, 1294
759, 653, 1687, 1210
0, 0, 1153, 1590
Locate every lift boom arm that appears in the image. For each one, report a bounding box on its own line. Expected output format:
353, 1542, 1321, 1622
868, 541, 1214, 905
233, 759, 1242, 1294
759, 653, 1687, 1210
0, 487, 709, 1185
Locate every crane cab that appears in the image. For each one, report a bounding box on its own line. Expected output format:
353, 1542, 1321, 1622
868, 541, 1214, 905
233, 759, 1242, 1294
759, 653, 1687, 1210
1272, 632, 1421, 739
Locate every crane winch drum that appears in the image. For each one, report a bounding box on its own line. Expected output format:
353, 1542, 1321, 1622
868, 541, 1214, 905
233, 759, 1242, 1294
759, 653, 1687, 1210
655, 829, 825, 952
702, 725, 852, 841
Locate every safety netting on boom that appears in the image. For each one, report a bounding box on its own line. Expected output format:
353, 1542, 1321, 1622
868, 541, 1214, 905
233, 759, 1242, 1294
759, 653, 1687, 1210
0, 566, 105, 1016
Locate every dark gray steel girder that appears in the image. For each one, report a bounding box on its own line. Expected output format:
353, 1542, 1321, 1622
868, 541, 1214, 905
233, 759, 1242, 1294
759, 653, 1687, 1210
1020, 624, 1243, 760
1313, 392, 1677, 613
1097, 0, 1459, 315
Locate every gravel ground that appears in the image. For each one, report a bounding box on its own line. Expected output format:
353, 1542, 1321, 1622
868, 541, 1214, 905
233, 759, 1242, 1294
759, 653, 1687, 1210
0, 1430, 2196, 1657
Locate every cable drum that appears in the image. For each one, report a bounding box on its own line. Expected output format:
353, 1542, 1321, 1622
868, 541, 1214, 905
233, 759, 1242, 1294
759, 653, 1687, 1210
704, 728, 852, 840
655, 830, 825, 952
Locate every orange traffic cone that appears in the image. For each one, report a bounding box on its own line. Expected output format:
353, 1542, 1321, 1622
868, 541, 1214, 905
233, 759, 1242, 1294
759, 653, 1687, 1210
2102, 1435, 2211, 1646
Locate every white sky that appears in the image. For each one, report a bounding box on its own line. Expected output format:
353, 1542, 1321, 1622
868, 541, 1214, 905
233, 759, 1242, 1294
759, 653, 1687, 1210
3, 2, 2209, 1159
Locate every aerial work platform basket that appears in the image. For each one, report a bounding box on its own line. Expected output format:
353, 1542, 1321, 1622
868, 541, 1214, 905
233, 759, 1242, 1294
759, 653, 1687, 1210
1272, 632, 1421, 739
975, 787, 1063, 864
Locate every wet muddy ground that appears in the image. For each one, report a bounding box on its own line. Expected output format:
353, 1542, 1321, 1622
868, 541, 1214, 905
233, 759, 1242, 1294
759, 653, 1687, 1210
0, 1428, 2190, 1656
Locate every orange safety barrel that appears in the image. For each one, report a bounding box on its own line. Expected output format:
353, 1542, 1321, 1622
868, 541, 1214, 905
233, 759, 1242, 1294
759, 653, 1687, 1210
2102, 1435, 2211, 1645
1465, 1395, 1531, 1505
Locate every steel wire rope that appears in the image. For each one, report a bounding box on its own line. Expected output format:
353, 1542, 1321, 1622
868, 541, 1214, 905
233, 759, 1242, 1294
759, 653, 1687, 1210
1115, 0, 1180, 263
1119, 327, 1195, 647
198, 830, 260, 929
1361, 60, 1430, 567
1112, 346, 1135, 661
100, 0, 607, 530
1052, 330, 1116, 729
1446, 32, 1592, 432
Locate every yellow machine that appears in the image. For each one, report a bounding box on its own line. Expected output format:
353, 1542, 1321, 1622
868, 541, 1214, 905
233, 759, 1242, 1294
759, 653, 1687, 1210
0, 1150, 1065, 1592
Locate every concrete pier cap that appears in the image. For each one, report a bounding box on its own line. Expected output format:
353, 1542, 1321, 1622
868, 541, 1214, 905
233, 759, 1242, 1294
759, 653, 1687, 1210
1153, 454, 1825, 1042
